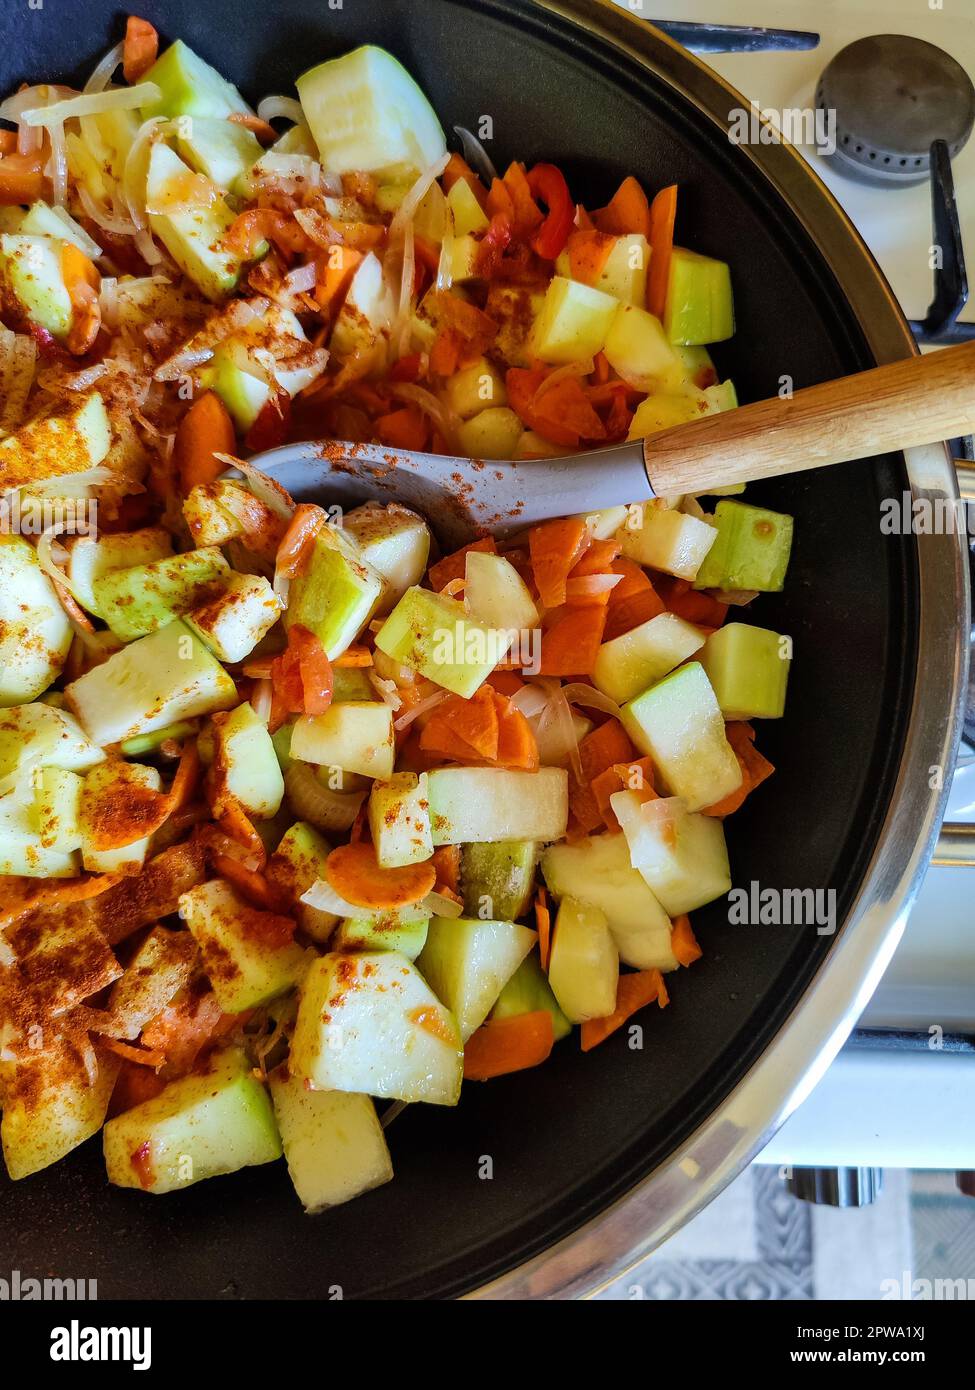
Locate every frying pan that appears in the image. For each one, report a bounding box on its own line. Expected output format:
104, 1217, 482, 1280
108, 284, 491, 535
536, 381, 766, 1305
0, 0, 966, 1299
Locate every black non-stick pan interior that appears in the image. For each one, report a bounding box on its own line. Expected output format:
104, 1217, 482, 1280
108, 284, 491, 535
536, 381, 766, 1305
0, 0, 917, 1298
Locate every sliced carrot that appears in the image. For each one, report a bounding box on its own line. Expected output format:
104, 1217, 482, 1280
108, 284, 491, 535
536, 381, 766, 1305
494, 693, 539, 771
506, 366, 580, 448
609, 556, 654, 602
538, 603, 607, 677
443, 152, 488, 209
702, 721, 775, 817
334, 645, 373, 668
429, 327, 462, 376
671, 914, 703, 968
570, 718, 636, 832
217, 795, 267, 868
375, 405, 428, 452
591, 755, 656, 831
141, 990, 234, 1073
428, 536, 496, 593
420, 686, 500, 762
534, 376, 606, 443
289, 625, 333, 716
109, 1059, 167, 1115
463, 1010, 554, 1080
593, 175, 652, 240
536, 886, 552, 971
174, 390, 237, 495
656, 575, 728, 628
227, 111, 279, 144
123, 16, 159, 82
486, 176, 515, 222
570, 538, 622, 578
315, 244, 362, 313
567, 229, 617, 283
647, 184, 677, 319
581, 969, 668, 1051
529, 516, 590, 609
213, 853, 287, 912
325, 841, 436, 910
487, 670, 525, 697
431, 845, 461, 898
502, 161, 544, 238
276, 503, 326, 579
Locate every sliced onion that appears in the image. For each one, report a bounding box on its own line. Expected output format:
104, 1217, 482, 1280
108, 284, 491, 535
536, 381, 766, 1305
37, 362, 107, 393
389, 381, 459, 451
293, 205, 340, 250
153, 297, 267, 380
381, 1100, 408, 1129
0, 329, 37, 434
536, 679, 584, 784
84, 41, 124, 94
564, 573, 622, 600
639, 795, 685, 829
251, 678, 273, 725
36, 525, 88, 605
389, 219, 415, 362
368, 672, 402, 711
284, 762, 364, 833
44, 203, 102, 258
417, 890, 464, 919
218, 454, 296, 520
282, 261, 317, 295
561, 682, 624, 722
22, 83, 161, 126
123, 117, 162, 233
300, 877, 368, 918
257, 95, 305, 125
26, 465, 119, 498
393, 687, 447, 731
533, 357, 594, 402
709, 588, 760, 607
46, 120, 68, 207
510, 684, 548, 719
388, 151, 451, 242
453, 125, 498, 184
76, 182, 138, 236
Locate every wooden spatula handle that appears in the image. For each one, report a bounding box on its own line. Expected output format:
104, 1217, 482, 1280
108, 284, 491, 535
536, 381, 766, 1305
642, 341, 975, 496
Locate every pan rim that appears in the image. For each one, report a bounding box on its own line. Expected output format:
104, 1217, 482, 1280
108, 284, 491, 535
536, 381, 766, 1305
468, 0, 968, 1300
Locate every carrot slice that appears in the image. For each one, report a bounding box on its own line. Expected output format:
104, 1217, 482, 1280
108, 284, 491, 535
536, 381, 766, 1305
647, 184, 677, 319
109, 1059, 167, 1115
603, 563, 667, 641
538, 603, 607, 677
325, 841, 436, 910
570, 538, 622, 578
656, 575, 728, 628
213, 854, 287, 912
501, 161, 544, 238
702, 721, 775, 817
534, 377, 606, 443
529, 516, 590, 609
174, 391, 237, 495
99, 1036, 167, 1070
375, 405, 428, 452
334, 645, 373, 668
123, 16, 159, 82
431, 845, 461, 898
591, 755, 656, 831
217, 796, 267, 867
315, 244, 362, 312
276, 503, 326, 579
493, 693, 539, 771
420, 687, 500, 762
0, 147, 47, 206
227, 111, 279, 144
566, 229, 617, 284
506, 366, 580, 448
671, 914, 703, 967
487, 670, 525, 697
569, 719, 636, 832
428, 536, 496, 593
593, 175, 652, 240
463, 1010, 554, 1080
580, 969, 668, 1051
536, 886, 552, 970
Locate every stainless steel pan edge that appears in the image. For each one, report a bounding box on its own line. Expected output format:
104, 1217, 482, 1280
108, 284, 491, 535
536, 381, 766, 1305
470, 0, 968, 1300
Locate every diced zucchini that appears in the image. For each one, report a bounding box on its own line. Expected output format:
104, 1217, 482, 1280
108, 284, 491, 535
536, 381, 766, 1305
693, 500, 794, 593
269, 1068, 393, 1213
427, 767, 568, 845
290, 951, 463, 1105
180, 879, 309, 1012
626, 390, 710, 442
619, 502, 717, 581
664, 246, 734, 345
416, 916, 537, 1039
140, 40, 253, 120
547, 896, 618, 1023
332, 914, 430, 960
185, 571, 283, 663
367, 771, 433, 868
297, 45, 447, 178
330, 250, 395, 356
103, 1048, 281, 1194
611, 790, 731, 914
603, 302, 679, 389
211, 702, 285, 818
107, 926, 199, 1040
0, 785, 79, 877
374, 585, 511, 698
291, 702, 394, 780
698, 622, 791, 720
530, 275, 619, 363
199, 306, 326, 430
436, 232, 479, 288
80, 760, 162, 874
559, 233, 649, 305
456, 407, 523, 460
490, 953, 572, 1041
93, 546, 230, 642
541, 831, 676, 970
286, 525, 384, 661
461, 839, 537, 920
486, 282, 548, 368
464, 551, 539, 632
441, 357, 507, 419
620, 663, 742, 812
593, 611, 705, 705
0, 535, 71, 706
31, 766, 83, 852
146, 143, 247, 302
267, 821, 335, 943
341, 504, 430, 616
2, 1043, 119, 1180
67, 527, 174, 618
0, 390, 111, 491
0, 701, 104, 781
65, 619, 238, 746
447, 177, 489, 236
0, 233, 72, 337
177, 115, 263, 193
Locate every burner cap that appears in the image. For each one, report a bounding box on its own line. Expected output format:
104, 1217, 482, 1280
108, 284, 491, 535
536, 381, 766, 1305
816, 34, 975, 186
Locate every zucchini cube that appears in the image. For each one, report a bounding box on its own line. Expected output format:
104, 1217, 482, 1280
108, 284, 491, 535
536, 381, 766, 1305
698, 622, 791, 720
693, 499, 794, 593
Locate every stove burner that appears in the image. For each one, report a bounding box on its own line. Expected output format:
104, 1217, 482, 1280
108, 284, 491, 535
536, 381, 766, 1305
816, 34, 975, 187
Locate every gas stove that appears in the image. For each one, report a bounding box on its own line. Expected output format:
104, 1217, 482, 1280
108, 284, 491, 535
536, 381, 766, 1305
614, 0, 975, 1200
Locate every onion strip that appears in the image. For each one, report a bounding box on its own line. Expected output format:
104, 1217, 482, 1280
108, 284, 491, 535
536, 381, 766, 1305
22, 83, 162, 125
